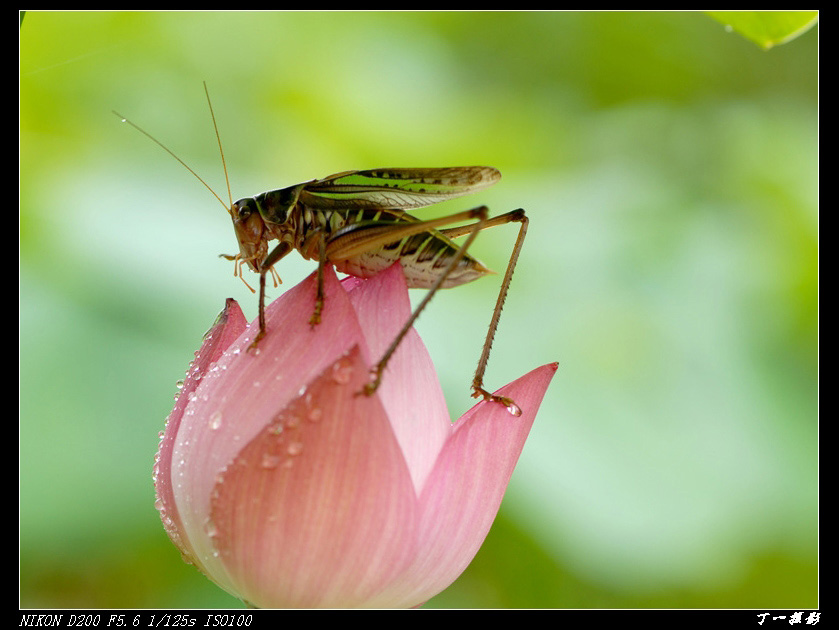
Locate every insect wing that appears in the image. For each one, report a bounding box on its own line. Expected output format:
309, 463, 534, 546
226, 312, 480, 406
297, 166, 501, 210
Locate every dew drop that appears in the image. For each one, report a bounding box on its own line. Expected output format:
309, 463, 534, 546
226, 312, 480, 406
208, 410, 223, 430
175, 380, 185, 390
506, 402, 522, 417
261, 453, 282, 469
287, 441, 303, 456
204, 520, 218, 538
307, 407, 322, 423
331, 362, 353, 384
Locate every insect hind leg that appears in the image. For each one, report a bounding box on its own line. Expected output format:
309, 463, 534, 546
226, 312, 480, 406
360, 206, 530, 416
465, 208, 529, 416
362, 205, 490, 397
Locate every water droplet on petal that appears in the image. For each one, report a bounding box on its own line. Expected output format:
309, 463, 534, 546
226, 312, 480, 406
331, 362, 353, 384
506, 402, 522, 417
208, 410, 223, 429
261, 453, 281, 469
307, 407, 322, 423
204, 520, 218, 538
287, 441, 303, 456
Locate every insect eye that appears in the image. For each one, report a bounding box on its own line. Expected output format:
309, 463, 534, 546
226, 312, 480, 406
232, 202, 251, 220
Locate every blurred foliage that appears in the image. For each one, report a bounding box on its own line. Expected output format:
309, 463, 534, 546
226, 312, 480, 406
20, 11, 817, 609
706, 11, 818, 49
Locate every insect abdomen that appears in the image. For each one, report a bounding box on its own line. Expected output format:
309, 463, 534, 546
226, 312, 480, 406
333, 231, 491, 289
297, 206, 491, 288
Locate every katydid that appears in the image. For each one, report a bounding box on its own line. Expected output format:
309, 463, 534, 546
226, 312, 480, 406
115, 86, 528, 415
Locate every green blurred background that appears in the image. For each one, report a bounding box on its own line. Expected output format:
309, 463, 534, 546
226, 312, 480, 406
20, 12, 817, 608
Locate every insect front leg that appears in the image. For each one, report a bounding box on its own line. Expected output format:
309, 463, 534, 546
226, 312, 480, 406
248, 241, 293, 351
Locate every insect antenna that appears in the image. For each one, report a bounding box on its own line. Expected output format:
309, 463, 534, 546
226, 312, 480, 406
115, 88, 262, 293
112, 109, 230, 214
202, 81, 234, 212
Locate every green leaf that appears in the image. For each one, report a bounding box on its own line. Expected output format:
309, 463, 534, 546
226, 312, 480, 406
707, 11, 818, 49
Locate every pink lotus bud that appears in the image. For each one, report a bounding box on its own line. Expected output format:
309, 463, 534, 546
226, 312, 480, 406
154, 263, 556, 608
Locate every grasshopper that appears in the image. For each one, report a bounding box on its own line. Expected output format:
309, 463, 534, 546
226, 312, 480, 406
115, 85, 528, 415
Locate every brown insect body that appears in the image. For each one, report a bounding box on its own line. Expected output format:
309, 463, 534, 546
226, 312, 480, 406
232, 185, 492, 290
116, 91, 527, 414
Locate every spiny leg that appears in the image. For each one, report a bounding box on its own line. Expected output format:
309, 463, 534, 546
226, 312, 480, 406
362, 206, 489, 397
323, 207, 487, 261
436, 208, 525, 238
248, 241, 292, 351
468, 209, 528, 416
358, 207, 529, 413
302, 204, 523, 412
311, 234, 327, 328
312, 206, 493, 330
